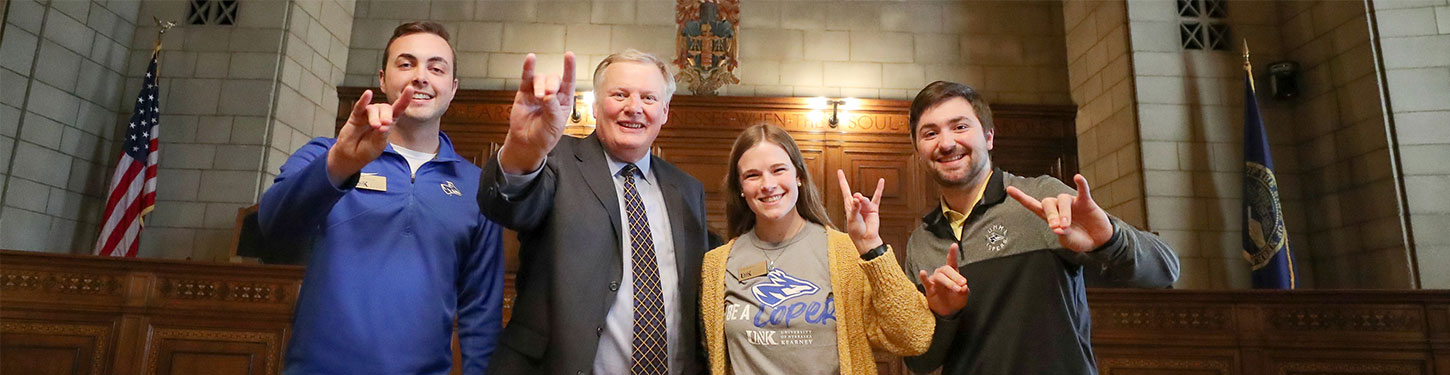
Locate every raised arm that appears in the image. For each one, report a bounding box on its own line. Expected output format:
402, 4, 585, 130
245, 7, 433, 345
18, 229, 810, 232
477, 53, 576, 231
836, 170, 935, 355
1005, 174, 1180, 287
497, 52, 576, 174
258, 89, 411, 248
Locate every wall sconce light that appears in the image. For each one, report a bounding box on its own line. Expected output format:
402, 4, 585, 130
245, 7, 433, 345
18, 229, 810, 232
571, 92, 595, 124
806, 97, 854, 128
826, 99, 846, 128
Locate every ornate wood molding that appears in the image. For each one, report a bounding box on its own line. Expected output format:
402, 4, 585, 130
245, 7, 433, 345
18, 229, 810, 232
2, 321, 111, 375
1099, 357, 1233, 373
145, 327, 280, 375
158, 278, 292, 304
1, 250, 302, 313
2, 270, 123, 296
1267, 307, 1424, 332
1275, 361, 1424, 374
1092, 305, 1232, 331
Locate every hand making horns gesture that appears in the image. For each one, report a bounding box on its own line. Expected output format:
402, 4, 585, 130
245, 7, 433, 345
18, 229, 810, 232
327, 87, 413, 185
500, 52, 576, 174
1004, 174, 1115, 253
918, 245, 969, 317
836, 170, 885, 255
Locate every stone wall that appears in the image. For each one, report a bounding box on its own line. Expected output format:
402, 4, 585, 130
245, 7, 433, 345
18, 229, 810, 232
0, 0, 141, 253
342, 0, 1073, 103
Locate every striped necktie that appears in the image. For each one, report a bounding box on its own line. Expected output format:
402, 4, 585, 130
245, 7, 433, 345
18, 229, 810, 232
621, 163, 668, 375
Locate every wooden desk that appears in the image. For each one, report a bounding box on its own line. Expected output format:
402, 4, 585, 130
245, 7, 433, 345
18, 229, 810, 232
1088, 289, 1450, 374
4, 250, 1446, 375
1, 250, 302, 375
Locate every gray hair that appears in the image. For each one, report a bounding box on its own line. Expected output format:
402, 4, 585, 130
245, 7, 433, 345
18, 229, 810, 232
592, 49, 677, 100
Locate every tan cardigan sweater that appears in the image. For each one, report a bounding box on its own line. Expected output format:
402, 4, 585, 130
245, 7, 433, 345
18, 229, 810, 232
701, 228, 934, 374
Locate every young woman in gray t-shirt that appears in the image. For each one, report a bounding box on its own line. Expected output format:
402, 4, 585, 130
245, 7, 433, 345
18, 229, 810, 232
700, 124, 935, 375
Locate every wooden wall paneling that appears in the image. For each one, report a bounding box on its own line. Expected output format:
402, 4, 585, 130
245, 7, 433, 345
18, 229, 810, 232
991, 139, 1074, 182
1095, 347, 1240, 375
8, 250, 1449, 375
1249, 303, 1434, 353
793, 135, 830, 222
1088, 302, 1239, 345
988, 105, 1079, 181
833, 138, 921, 259
113, 315, 149, 375
148, 275, 299, 316
1091, 302, 1242, 375
0, 263, 130, 309
1260, 349, 1432, 375
143, 321, 282, 375
1, 317, 116, 375
1431, 302, 1449, 375
1087, 290, 1450, 375
872, 349, 905, 375
650, 131, 742, 237
1, 250, 304, 375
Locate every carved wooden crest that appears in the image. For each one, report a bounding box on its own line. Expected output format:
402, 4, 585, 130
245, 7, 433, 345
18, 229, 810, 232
674, 0, 740, 95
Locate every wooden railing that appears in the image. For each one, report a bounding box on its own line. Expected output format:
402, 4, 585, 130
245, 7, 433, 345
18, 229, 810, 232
3, 250, 1446, 375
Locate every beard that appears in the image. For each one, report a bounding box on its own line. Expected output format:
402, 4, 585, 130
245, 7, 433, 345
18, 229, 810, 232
930, 151, 990, 189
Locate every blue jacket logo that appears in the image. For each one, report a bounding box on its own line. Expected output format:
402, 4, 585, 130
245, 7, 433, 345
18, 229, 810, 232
441, 181, 462, 196
751, 269, 820, 307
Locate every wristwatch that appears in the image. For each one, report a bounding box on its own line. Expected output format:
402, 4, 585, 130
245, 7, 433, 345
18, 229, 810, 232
860, 243, 889, 261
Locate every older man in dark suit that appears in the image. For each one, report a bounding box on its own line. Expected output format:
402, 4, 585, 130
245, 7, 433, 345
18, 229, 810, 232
477, 49, 708, 375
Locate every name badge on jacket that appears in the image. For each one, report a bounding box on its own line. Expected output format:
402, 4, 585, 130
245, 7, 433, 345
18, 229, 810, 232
357, 173, 387, 192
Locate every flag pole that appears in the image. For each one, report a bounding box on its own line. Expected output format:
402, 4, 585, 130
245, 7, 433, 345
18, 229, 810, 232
136, 17, 174, 228
96, 19, 175, 257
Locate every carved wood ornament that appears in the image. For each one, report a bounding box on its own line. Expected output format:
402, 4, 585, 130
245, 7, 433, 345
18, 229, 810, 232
674, 0, 740, 95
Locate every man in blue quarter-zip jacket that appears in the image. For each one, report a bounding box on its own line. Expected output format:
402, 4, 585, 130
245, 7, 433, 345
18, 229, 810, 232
258, 21, 504, 374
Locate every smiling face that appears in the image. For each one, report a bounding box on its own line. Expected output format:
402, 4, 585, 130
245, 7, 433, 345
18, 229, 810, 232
737, 141, 802, 226
593, 61, 670, 163
378, 32, 458, 126
914, 97, 994, 188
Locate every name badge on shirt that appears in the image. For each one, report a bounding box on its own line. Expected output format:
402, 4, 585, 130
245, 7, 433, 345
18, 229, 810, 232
357, 173, 387, 192
737, 261, 769, 281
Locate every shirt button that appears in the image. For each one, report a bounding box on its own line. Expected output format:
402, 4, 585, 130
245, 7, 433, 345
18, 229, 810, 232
596, 326, 603, 335
608, 281, 619, 291
577, 371, 585, 375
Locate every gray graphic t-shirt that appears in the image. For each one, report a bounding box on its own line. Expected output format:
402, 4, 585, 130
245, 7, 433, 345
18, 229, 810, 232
722, 222, 839, 375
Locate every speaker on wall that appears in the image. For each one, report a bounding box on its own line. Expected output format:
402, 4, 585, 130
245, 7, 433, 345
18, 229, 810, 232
1268, 61, 1299, 100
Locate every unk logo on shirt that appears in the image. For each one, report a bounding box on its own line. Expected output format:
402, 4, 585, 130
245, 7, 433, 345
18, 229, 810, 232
751, 269, 820, 307
727, 268, 835, 330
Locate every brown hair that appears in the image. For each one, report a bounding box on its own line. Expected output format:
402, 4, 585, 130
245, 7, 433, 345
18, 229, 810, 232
724, 124, 834, 239
382, 21, 456, 72
909, 81, 994, 139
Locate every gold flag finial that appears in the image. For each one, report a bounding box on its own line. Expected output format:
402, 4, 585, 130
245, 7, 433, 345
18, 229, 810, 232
1242, 39, 1255, 91
152, 17, 177, 53
154, 16, 177, 33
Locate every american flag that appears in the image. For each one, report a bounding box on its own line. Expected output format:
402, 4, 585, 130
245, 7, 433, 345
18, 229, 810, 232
94, 54, 160, 257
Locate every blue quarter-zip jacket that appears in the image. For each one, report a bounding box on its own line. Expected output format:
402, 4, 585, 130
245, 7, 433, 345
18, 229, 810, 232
259, 133, 503, 374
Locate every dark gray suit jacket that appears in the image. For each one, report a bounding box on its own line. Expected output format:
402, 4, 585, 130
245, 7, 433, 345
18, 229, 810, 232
478, 134, 708, 375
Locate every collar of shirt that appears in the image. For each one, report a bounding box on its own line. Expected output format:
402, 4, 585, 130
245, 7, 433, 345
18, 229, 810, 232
603, 149, 654, 183
380, 132, 467, 163
939, 169, 994, 240
390, 143, 438, 161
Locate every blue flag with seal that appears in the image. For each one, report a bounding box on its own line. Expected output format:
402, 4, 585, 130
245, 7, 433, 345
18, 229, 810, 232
1242, 58, 1296, 289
